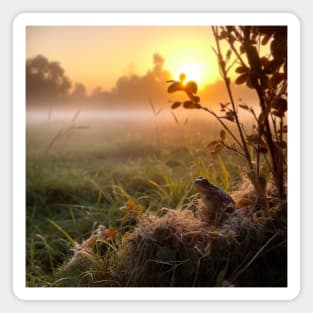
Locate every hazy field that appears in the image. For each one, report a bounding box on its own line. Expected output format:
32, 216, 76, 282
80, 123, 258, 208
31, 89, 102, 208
26, 107, 247, 286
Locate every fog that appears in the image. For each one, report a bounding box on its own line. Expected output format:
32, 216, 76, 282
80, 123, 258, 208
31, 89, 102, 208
26, 54, 258, 112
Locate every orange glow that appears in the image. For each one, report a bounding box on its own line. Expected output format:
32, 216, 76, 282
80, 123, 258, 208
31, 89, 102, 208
26, 26, 220, 93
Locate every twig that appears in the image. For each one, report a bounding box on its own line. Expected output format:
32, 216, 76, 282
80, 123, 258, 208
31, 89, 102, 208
211, 26, 253, 170
201, 107, 245, 151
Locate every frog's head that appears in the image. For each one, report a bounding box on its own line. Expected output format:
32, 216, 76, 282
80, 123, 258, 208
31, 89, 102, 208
194, 177, 215, 193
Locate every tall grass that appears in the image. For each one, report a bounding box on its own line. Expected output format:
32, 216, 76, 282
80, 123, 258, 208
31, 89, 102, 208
26, 118, 244, 286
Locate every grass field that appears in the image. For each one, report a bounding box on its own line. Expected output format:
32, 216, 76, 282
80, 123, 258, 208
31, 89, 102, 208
26, 111, 285, 287
26, 108, 248, 286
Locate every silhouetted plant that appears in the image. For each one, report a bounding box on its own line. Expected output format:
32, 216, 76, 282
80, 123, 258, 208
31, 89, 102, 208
167, 26, 287, 206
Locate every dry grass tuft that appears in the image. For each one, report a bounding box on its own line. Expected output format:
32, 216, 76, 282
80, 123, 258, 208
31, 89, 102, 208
57, 195, 287, 287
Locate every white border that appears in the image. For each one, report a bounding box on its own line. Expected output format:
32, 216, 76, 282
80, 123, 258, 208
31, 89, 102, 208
13, 13, 300, 301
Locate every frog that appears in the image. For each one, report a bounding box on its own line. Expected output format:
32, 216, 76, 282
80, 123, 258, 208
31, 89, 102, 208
194, 177, 235, 225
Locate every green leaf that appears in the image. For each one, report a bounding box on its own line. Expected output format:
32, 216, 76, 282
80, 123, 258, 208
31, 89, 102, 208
47, 219, 76, 246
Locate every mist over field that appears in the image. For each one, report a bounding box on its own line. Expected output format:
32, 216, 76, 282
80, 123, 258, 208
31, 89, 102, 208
25, 25, 288, 288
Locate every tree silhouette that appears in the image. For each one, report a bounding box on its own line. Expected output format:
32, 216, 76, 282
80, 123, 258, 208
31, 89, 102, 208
26, 55, 71, 105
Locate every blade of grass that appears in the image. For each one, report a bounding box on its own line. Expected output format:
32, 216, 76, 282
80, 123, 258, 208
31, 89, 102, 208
47, 218, 76, 246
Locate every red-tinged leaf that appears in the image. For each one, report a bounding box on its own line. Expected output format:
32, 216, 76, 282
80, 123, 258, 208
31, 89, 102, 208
134, 204, 144, 213
127, 199, 135, 209
106, 228, 118, 238
235, 73, 248, 85
123, 232, 133, 240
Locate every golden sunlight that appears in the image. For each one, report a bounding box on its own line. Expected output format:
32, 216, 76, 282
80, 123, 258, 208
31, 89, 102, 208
175, 63, 203, 85
168, 55, 218, 89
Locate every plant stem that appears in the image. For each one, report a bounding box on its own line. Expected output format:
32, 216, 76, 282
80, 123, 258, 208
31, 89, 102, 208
201, 107, 244, 151
212, 26, 253, 170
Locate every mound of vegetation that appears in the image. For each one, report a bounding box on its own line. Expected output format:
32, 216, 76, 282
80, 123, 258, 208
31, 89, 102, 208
56, 191, 287, 287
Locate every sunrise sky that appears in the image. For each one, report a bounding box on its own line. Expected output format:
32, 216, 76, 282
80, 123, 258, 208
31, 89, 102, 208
26, 26, 220, 93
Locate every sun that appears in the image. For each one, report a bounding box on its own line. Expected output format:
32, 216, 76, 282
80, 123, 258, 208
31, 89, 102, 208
174, 63, 203, 85
165, 49, 219, 89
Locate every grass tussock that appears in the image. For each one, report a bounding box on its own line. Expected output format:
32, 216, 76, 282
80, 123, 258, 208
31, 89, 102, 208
57, 194, 287, 287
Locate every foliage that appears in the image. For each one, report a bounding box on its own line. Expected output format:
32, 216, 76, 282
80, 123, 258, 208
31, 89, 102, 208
167, 26, 287, 204
26, 55, 72, 104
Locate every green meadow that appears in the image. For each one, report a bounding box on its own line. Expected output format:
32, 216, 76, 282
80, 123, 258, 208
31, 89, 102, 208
26, 109, 247, 286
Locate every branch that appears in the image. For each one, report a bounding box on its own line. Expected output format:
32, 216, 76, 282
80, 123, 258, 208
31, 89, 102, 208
211, 26, 253, 170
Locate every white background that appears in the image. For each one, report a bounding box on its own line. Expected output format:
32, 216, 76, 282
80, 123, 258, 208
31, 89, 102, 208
1, 0, 312, 312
